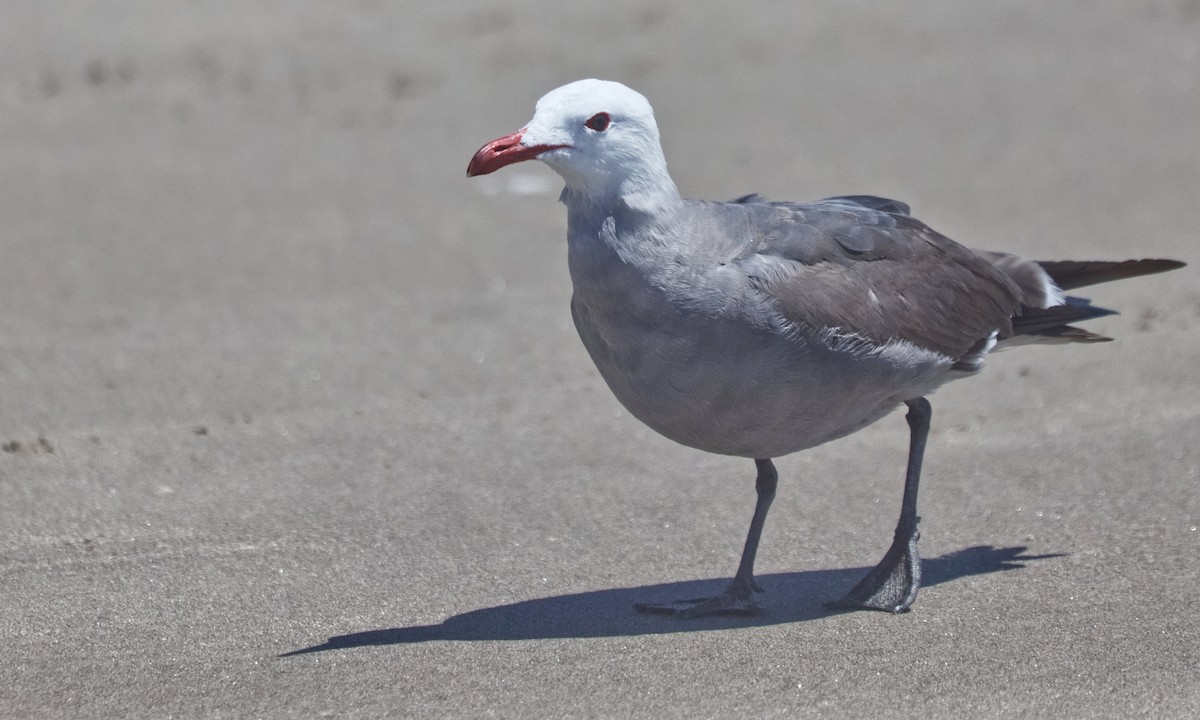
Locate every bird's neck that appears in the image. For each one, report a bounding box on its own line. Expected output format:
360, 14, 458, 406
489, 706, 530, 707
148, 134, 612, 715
558, 145, 682, 216
562, 178, 681, 248
561, 182, 681, 219
564, 181, 686, 288
618, 152, 682, 213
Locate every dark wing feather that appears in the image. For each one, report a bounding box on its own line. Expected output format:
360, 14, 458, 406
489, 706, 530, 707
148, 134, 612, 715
735, 200, 1022, 360
1035, 259, 1185, 290
1011, 297, 1115, 337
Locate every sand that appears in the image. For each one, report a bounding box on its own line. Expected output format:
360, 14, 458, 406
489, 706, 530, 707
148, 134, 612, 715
2, 1, 1198, 717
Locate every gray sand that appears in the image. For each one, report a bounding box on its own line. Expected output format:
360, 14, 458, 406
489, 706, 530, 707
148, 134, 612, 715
2, 2, 1197, 717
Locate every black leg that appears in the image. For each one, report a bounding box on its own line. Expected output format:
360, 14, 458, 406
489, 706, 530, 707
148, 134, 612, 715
635, 458, 778, 618
827, 397, 931, 613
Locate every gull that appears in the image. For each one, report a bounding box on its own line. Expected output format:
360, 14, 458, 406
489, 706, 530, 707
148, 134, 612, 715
467, 79, 1184, 616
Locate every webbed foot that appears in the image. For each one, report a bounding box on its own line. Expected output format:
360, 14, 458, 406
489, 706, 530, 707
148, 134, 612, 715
826, 523, 921, 613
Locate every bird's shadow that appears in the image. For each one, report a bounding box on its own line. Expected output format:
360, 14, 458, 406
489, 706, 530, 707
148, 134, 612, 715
281, 545, 1060, 656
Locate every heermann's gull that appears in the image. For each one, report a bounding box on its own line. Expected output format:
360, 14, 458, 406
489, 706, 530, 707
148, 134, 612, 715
466, 79, 1184, 616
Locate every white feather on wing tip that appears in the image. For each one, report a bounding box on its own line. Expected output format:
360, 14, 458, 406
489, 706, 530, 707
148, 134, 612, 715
1042, 276, 1066, 308
1034, 264, 1066, 308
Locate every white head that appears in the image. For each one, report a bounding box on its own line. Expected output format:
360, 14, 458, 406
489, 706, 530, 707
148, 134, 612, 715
467, 79, 679, 207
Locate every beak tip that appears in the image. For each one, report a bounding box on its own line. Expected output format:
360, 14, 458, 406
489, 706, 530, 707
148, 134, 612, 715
465, 157, 489, 178
467, 129, 532, 179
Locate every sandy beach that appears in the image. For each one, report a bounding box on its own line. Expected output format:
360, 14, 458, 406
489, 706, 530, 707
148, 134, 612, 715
2, 1, 1197, 717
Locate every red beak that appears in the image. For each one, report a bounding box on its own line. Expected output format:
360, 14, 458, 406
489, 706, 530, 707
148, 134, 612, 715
466, 129, 568, 177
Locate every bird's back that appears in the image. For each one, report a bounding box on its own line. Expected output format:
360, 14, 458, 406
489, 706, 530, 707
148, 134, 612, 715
564, 197, 963, 458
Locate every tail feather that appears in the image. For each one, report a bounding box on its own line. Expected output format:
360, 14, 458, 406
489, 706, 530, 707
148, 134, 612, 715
1005, 258, 1185, 345
1036, 325, 1114, 343
1012, 297, 1117, 340
1035, 258, 1185, 291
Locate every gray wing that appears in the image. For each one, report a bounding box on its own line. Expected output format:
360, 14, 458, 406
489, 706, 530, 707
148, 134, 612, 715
732, 193, 913, 217
818, 195, 913, 216
730, 198, 1022, 360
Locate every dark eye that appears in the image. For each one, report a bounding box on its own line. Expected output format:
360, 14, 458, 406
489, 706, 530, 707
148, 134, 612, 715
585, 112, 611, 132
